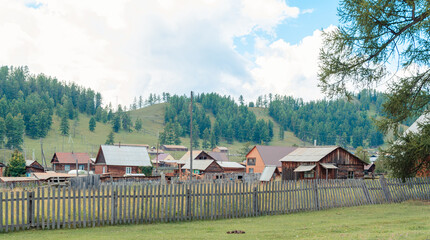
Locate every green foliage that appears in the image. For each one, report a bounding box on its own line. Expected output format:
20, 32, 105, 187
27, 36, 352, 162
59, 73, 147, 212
122, 113, 132, 131
159, 122, 182, 145
60, 115, 69, 136
381, 123, 430, 179
112, 114, 121, 132
279, 126, 284, 140
0, 117, 4, 146
354, 147, 370, 164
105, 131, 115, 145
6, 150, 26, 177
201, 128, 210, 149
5, 113, 25, 149
135, 118, 142, 131
139, 166, 153, 176
89, 117, 96, 132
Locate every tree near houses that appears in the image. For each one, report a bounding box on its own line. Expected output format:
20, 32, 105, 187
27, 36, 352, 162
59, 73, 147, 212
319, 0, 430, 178
202, 128, 210, 149
105, 131, 115, 145
354, 147, 370, 164
112, 114, 121, 132
135, 118, 142, 131
60, 115, 69, 136
6, 150, 26, 177
89, 117, 96, 132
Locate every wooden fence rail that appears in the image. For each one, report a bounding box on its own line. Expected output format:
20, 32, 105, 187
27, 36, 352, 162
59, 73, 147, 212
0, 177, 429, 232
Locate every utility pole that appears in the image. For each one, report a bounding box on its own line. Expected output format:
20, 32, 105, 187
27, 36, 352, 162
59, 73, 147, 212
156, 131, 159, 175
189, 91, 193, 181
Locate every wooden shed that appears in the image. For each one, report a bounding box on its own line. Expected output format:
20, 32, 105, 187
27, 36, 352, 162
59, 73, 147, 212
25, 160, 45, 174
280, 146, 366, 180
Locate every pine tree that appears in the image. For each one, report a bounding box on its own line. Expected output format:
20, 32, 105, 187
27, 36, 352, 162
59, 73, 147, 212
0, 117, 5, 146
210, 129, 217, 149
112, 114, 121, 132
5, 113, 25, 150
138, 96, 143, 108
60, 115, 69, 136
135, 118, 142, 131
279, 126, 284, 140
6, 150, 26, 177
202, 128, 210, 149
89, 117, 96, 132
105, 131, 115, 145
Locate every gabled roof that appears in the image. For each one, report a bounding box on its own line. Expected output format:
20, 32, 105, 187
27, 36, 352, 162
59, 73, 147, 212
178, 150, 214, 163
404, 113, 430, 135
182, 160, 217, 171
207, 151, 229, 162
213, 146, 228, 151
250, 145, 297, 167
280, 147, 338, 162
51, 152, 91, 164
162, 144, 188, 149
152, 153, 173, 161
97, 145, 151, 167
25, 160, 44, 170
218, 161, 245, 169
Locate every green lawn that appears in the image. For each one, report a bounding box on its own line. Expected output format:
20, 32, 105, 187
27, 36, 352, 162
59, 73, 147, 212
2, 201, 429, 240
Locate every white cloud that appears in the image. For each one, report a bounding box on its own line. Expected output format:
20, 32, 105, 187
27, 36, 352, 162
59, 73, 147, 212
0, 0, 328, 106
248, 26, 337, 101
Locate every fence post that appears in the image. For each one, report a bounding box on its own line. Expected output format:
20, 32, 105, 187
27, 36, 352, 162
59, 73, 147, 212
313, 180, 319, 210
186, 188, 191, 220
112, 188, 118, 225
27, 191, 34, 228
252, 186, 258, 216
379, 175, 392, 202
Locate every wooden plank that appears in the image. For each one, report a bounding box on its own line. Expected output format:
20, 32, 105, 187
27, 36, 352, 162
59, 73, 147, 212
83, 185, 87, 228
0, 192, 3, 232
5, 192, 8, 232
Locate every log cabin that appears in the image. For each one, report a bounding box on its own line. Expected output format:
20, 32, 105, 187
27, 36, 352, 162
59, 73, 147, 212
94, 145, 152, 177
280, 146, 366, 180
25, 160, 45, 175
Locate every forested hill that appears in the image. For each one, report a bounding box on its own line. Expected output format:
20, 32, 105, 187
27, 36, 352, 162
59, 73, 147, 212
162, 91, 387, 148
0, 66, 107, 150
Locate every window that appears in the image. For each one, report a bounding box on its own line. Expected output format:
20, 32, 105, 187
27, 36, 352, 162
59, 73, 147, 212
249, 168, 254, 173
126, 167, 132, 174
247, 158, 256, 166
348, 171, 354, 179
304, 170, 315, 179
102, 166, 106, 174
193, 169, 200, 174
64, 165, 70, 172
79, 165, 85, 170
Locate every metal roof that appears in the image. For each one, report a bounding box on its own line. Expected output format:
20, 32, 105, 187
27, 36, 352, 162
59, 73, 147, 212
294, 165, 316, 172
207, 151, 229, 162
280, 147, 338, 162
99, 145, 151, 167
182, 160, 215, 171
404, 113, 430, 135
253, 146, 298, 167
25, 160, 35, 167
178, 150, 204, 162
320, 163, 338, 169
259, 166, 277, 182
218, 161, 245, 169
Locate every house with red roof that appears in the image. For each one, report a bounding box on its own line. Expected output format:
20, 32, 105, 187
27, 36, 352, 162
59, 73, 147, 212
51, 152, 93, 173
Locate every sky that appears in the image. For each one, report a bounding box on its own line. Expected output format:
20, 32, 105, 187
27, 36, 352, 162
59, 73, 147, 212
0, 0, 340, 106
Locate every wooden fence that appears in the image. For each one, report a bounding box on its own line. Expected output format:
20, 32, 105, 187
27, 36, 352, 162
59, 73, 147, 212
0, 177, 429, 232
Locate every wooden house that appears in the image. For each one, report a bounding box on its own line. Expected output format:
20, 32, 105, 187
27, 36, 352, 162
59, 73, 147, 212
207, 151, 229, 162
94, 145, 152, 177
364, 163, 375, 176
151, 153, 176, 167
181, 160, 223, 175
161, 145, 188, 151
212, 146, 228, 154
245, 146, 297, 173
280, 146, 366, 180
25, 160, 45, 174
51, 152, 93, 173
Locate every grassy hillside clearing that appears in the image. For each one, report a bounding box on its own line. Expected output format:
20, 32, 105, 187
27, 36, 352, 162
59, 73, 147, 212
2, 201, 429, 239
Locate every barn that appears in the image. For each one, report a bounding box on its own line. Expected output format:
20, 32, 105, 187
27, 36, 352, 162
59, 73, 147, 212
280, 146, 366, 180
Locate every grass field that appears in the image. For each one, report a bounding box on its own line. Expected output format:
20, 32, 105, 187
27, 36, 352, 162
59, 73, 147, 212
2, 201, 429, 240
0, 103, 307, 164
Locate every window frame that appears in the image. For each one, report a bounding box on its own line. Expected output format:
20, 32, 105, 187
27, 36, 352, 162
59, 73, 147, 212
126, 167, 132, 174
304, 170, 315, 179
348, 171, 354, 179
247, 158, 256, 166
248, 168, 254, 173
64, 165, 70, 172
78, 165, 85, 170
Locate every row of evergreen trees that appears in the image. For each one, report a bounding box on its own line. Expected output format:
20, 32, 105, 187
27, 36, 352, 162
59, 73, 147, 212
267, 90, 385, 148
162, 93, 274, 146
0, 66, 104, 149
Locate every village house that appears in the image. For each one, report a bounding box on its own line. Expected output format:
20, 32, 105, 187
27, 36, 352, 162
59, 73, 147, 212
151, 153, 176, 167
181, 159, 224, 175
280, 146, 366, 180
212, 146, 228, 154
25, 160, 45, 175
245, 145, 297, 173
94, 145, 152, 177
217, 161, 245, 173
161, 144, 188, 151
207, 151, 229, 162
179, 150, 243, 173
51, 152, 93, 172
